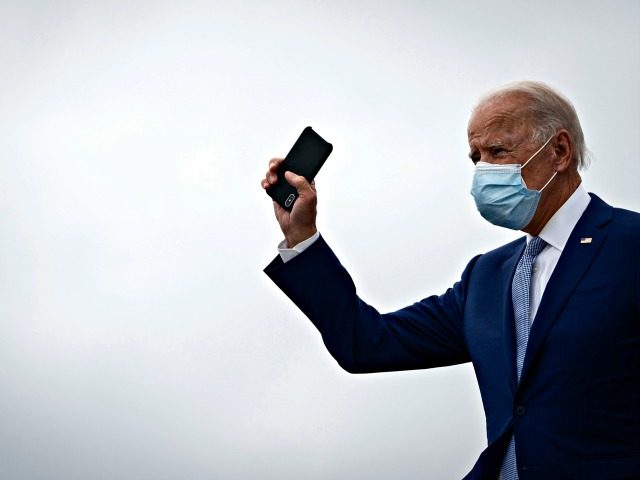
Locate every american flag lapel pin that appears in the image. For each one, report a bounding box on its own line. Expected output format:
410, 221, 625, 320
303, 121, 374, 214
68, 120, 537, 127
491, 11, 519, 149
580, 237, 592, 244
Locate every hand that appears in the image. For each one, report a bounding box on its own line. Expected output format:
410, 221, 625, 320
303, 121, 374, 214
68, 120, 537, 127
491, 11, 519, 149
261, 158, 318, 247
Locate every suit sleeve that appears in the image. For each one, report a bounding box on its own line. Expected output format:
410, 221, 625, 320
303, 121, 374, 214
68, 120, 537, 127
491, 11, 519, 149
264, 235, 479, 373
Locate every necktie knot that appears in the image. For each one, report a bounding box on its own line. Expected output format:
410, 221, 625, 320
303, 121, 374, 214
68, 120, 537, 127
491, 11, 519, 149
524, 236, 547, 260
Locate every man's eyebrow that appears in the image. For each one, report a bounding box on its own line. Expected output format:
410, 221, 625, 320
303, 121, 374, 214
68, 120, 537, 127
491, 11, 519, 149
468, 139, 506, 155
468, 138, 517, 159
487, 139, 520, 151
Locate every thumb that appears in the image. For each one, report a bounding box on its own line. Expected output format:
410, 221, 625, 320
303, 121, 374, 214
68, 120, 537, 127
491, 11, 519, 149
284, 171, 314, 196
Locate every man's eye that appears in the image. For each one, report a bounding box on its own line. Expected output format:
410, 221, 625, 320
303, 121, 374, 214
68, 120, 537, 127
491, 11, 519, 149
490, 147, 507, 157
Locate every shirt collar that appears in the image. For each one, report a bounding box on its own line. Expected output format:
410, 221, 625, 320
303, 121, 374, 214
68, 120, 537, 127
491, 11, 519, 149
526, 183, 591, 252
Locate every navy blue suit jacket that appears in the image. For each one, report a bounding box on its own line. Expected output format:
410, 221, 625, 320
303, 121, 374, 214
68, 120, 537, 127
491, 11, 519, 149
264, 194, 640, 479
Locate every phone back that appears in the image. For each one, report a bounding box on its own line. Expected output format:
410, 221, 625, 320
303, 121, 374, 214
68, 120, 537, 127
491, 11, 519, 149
267, 127, 333, 211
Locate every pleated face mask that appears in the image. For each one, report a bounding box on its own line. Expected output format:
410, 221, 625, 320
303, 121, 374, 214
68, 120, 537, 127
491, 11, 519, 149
470, 135, 557, 230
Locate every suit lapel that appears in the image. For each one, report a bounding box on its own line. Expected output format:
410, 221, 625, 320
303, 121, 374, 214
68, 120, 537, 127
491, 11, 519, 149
501, 238, 526, 393
518, 194, 613, 387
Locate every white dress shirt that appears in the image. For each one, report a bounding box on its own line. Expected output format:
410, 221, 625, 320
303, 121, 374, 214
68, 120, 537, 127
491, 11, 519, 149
278, 185, 592, 324
277, 231, 321, 263
527, 184, 591, 322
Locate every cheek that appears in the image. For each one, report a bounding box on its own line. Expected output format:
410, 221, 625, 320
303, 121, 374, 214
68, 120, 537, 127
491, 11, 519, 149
520, 169, 538, 189
524, 161, 556, 190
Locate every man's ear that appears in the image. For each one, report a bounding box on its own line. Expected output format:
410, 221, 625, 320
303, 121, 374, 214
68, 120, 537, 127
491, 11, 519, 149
553, 130, 574, 172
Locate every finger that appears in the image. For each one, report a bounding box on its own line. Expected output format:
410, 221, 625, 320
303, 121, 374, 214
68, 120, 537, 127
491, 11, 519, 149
269, 158, 283, 171
264, 170, 277, 185
265, 158, 283, 186
284, 171, 315, 197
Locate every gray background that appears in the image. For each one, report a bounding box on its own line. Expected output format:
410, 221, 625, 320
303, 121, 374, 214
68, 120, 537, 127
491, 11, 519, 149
1, 1, 638, 478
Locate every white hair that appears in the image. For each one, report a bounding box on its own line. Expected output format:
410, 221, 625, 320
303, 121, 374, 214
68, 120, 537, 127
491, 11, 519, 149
475, 81, 590, 170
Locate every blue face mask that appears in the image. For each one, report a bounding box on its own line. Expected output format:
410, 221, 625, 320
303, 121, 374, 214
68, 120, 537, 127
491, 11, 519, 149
470, 136, 557, 230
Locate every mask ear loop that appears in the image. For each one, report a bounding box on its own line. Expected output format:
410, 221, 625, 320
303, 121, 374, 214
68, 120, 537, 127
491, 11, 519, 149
538, 170, 558, 193
521, 135, 554, 169
520, 135, 556, 190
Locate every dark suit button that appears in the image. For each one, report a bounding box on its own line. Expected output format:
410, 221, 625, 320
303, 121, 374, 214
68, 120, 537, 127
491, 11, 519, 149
515, 405, 526, 416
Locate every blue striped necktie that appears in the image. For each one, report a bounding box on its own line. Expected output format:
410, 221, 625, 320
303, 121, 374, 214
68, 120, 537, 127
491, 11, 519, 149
501, 236, 547, 480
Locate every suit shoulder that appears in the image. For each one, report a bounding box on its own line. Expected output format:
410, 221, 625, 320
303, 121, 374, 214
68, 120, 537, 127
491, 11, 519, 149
474, 236, 524, 267
482, 237, 526, 258
589, 193, 639, 233
604, 205, 640, 248
611, 205, 640, 234
598, 203, 640, 263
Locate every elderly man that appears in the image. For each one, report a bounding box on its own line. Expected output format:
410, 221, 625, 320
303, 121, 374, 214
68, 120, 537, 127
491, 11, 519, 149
261, 81, 640, 479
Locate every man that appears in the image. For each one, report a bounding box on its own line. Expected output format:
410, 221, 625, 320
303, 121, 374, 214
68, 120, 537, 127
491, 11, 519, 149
260, 81, 640, 479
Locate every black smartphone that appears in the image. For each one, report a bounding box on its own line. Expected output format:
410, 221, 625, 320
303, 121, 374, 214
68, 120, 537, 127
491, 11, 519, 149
266, 127, 333, 211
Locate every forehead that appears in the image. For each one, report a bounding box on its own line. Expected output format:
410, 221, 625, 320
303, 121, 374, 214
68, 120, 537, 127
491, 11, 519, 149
467, 95, 530, 145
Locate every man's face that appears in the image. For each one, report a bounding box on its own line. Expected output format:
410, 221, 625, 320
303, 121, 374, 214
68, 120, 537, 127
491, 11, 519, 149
467, 94, 555, 191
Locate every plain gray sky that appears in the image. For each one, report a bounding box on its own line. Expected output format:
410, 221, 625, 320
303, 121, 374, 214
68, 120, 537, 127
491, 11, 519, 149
1, 1, 639, 478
